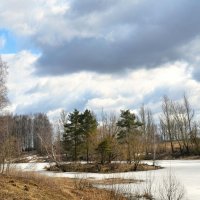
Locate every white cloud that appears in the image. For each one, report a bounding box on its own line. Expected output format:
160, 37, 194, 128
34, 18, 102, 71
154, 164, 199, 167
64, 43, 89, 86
0, 0, 200, 119
0, 0, 200, 78
0, 0, 70, 37
2, 51, 40, 112
2, 51, 200, 121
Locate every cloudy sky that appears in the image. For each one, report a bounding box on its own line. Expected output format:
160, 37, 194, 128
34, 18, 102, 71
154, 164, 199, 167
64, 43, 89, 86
0, 0, 200, 120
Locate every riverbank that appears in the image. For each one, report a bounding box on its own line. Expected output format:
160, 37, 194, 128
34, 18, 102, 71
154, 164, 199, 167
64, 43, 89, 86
0, 171, 127, 200
12, 151, 200, 165
2, 160, 200, 199
155, 153, 200, 160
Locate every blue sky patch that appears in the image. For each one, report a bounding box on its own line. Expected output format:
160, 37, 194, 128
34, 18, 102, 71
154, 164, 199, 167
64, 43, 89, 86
0, 29, 18, 53
0, 29, 39, 54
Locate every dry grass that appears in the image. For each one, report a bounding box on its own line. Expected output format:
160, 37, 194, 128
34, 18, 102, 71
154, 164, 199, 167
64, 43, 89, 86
157, 141, 200, 159
0, 170, 127, 200
47, 162, 161, 173
90, 178, 141, 185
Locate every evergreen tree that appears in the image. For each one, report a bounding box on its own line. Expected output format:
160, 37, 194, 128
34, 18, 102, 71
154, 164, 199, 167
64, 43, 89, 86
63, 109, 83, 161
96, 138, 111, 164
117, 109, 143, 163
96, 136, 119, 164
81, 109, 98, 163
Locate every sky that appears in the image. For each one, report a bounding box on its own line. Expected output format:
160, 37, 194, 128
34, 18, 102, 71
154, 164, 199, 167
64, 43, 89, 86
0, 0, 200, 121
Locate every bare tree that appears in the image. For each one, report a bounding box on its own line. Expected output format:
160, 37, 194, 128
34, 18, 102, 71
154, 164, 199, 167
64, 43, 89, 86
183, 95, 197, 153
191, 122, 200, 153
160, 96, 175, 154
0, 57, 16, 174
139, 105, 157, 158
54, 110, 68, 161
98, 110, 119, 139
167, 95, 198, 155
96, 111, 121, 163
171, 101, 190, 154
33, 113, 52, 155
0, 57, 8, 111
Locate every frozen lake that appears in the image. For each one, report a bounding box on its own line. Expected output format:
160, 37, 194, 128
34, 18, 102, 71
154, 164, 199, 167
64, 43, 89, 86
14, 160, 200, 199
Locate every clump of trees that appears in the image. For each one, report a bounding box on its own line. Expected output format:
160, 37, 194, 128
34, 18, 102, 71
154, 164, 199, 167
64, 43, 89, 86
159, 95, 200, 156
59, 94, 200, 164
63, 109, 98, 162
61, 109, 144, 169
3, 95, 196, 166
2, 113, 53, 155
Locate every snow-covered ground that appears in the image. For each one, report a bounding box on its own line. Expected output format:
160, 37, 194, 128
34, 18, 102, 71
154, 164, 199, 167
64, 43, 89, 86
13, 160, 200, 199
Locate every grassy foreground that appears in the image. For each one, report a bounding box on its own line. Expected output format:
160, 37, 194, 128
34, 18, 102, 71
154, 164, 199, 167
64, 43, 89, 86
0, 171, 127, 200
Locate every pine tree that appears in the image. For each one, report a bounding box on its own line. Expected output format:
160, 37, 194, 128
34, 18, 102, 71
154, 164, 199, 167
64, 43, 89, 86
63, 109, 83, 162
117, 109, 143, 163
81, 109, 98, 163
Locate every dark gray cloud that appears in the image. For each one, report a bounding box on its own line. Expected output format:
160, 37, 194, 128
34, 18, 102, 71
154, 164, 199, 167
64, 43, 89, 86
193, 68, 200, 82
70, 0, 116, 16
34, 0, 200, 76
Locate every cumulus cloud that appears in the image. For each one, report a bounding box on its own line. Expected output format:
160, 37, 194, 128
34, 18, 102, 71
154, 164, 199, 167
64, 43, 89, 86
0, 0, 200, 76
181, 37, 200, 82
2, 51, 200, 120
1, 0, 200, 119
34, 0, 200, 75
0, 0, 69, 36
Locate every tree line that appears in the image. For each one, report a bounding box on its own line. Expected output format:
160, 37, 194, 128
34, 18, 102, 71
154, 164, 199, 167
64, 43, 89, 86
0, 57, 200, 173
55, 96, 200, 166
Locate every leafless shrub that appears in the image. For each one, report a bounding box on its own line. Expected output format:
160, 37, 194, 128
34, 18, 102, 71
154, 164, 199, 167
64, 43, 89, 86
142, 172, 155, 199
159, 171, 186, 200
73, 173, 92, 190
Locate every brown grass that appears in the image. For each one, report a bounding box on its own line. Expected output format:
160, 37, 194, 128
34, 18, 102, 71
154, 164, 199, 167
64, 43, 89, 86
90, 178, 142, 185
0, 170, 127, 200
47, 162, 161, 173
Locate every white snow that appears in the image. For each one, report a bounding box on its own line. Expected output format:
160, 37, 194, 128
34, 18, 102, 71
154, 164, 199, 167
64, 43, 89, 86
13, 160, 200, 199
